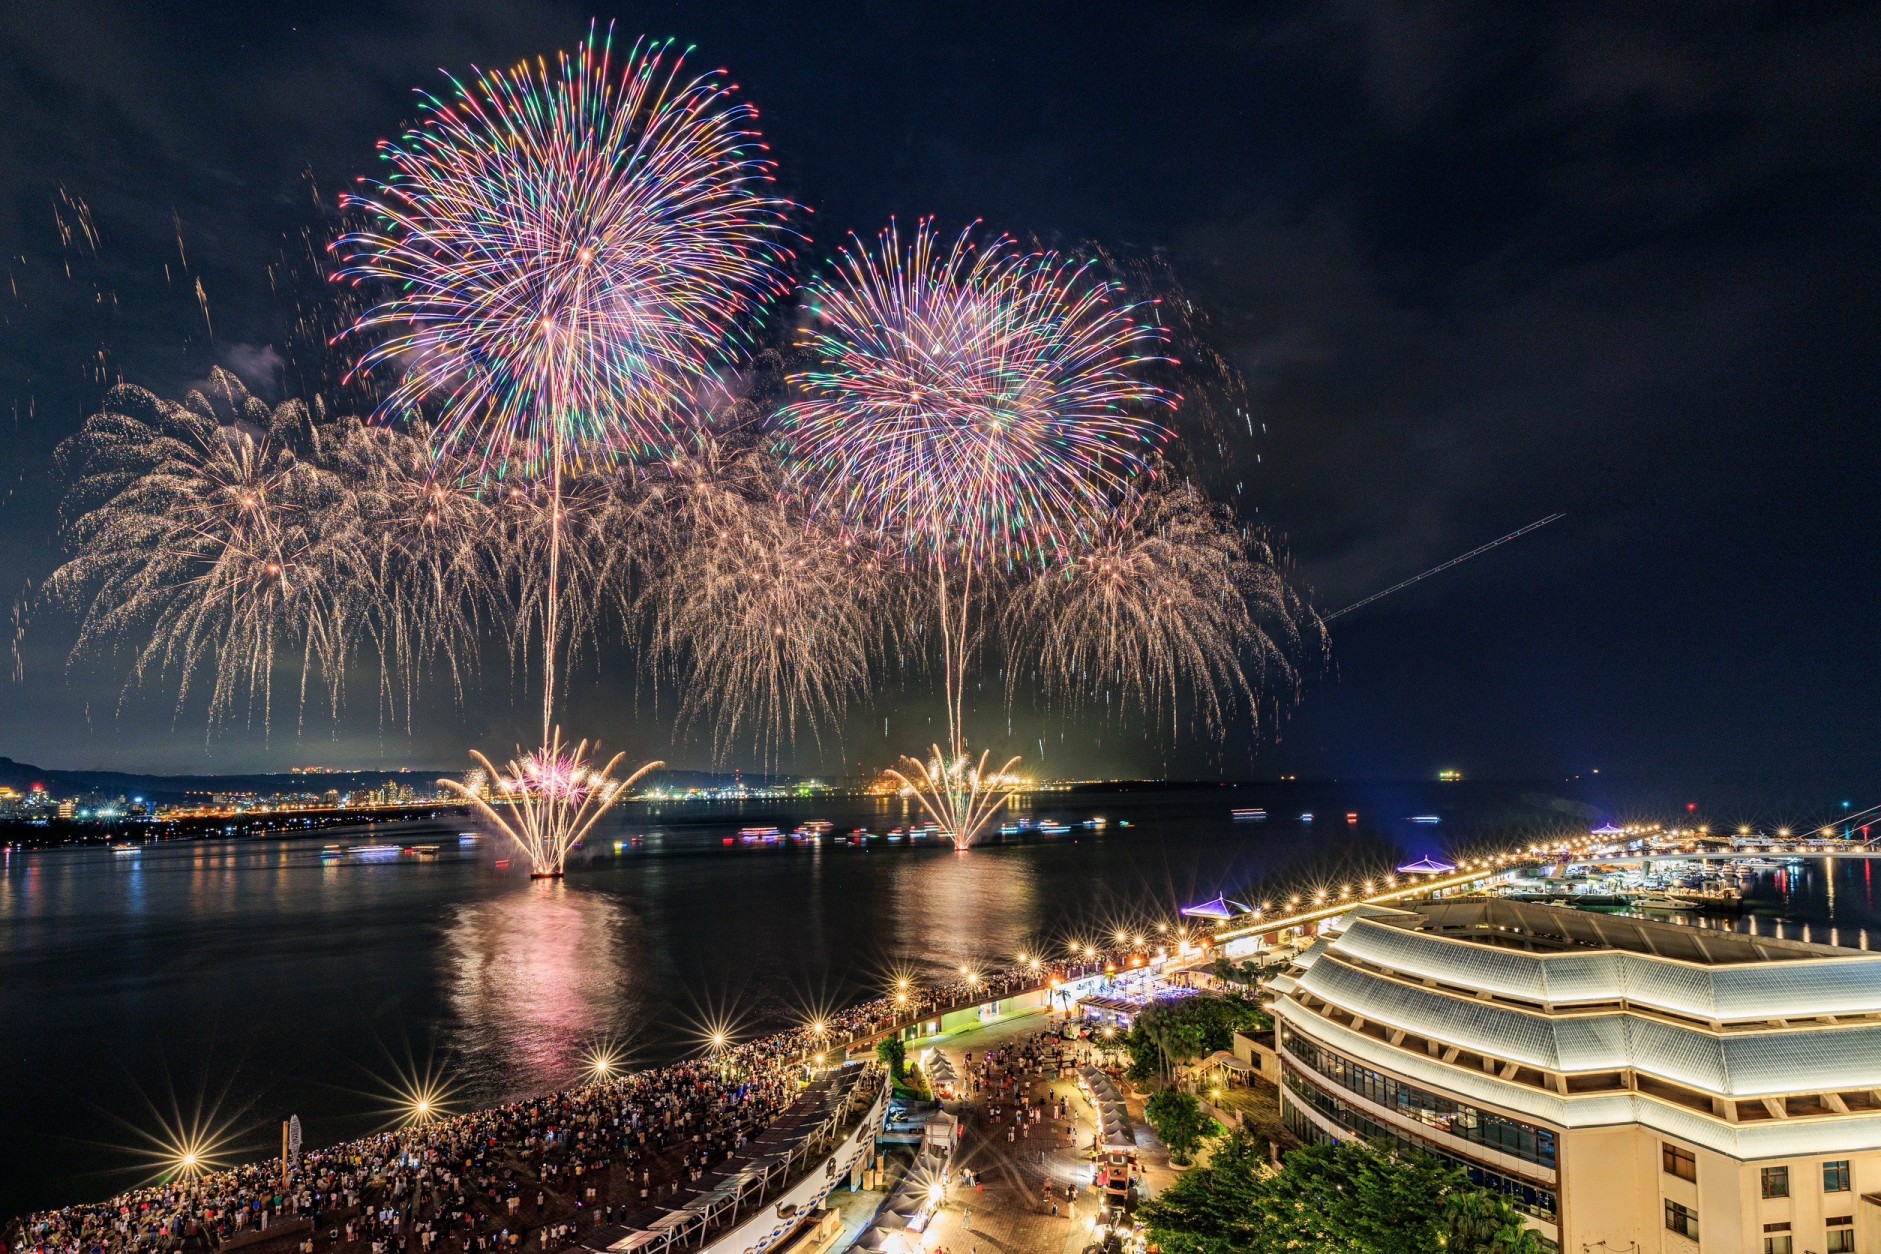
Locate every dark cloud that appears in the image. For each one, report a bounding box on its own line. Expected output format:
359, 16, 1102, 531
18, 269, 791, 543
0, 1, 1876, 784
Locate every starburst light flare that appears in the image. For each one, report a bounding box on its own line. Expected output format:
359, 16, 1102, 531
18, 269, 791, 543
439, 731, 661, 878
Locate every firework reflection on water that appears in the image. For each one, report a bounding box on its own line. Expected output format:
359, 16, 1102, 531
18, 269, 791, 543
440, 882, 647, 1100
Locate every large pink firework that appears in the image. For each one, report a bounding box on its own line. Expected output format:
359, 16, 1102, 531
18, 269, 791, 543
778, 219, 1175, 568
778, 220, 1175, 847
333, 24, 793, 753
333, 23, 796, 479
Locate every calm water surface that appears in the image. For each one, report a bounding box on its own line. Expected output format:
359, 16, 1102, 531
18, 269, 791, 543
1, 783, 1872, 1218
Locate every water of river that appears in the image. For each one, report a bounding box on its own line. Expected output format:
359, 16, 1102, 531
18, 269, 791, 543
1, 782, 1873, 1219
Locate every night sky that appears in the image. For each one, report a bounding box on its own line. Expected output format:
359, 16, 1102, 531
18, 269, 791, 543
1, 1, 1877, 784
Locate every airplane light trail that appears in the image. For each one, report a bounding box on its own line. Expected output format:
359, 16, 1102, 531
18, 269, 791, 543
1323, 513, 1566, 622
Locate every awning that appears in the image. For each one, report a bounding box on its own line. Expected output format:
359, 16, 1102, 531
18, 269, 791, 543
1180, 895, 1241, 920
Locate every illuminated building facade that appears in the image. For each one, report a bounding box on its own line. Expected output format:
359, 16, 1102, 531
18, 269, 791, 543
1271, 899, 1881, 1254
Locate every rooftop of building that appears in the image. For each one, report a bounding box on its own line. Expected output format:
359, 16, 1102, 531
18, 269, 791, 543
1277, 897, 1881, 1061
1364, 896, 1859, 965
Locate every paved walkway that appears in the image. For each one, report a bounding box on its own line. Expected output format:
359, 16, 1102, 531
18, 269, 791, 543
891, 1012, 1174, 1254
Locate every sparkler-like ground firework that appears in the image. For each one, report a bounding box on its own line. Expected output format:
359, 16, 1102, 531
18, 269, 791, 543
438, 731, 660, 878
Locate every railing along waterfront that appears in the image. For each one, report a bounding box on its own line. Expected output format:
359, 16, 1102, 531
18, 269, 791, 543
586, 1067, 885, 1254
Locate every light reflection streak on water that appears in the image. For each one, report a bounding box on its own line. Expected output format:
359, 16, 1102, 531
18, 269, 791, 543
442, 880, 639, 1100
889, 847, 1038, 981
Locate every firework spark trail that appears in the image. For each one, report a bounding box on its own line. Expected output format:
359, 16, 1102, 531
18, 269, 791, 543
45, 371, 354, 731
1005, 479, 1318, 735
1321, 513, 1567, 622
335, 23, 794, 754
640, 436, 885, 759
779, 220, 1175, 846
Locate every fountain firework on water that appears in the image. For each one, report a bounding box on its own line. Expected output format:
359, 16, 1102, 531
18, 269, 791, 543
887, 746, 1023, 852
438, 731, 661, 879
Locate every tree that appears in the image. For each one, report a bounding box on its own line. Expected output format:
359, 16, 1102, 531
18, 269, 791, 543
1145, 1088, 1213, 1164
875, 1035, 907, 1080
1137, 1132, 1269, 1254
1140, 1137, 1543, 1254
1123, 994, 1270, 1082
1440, 1188, 1546, 1254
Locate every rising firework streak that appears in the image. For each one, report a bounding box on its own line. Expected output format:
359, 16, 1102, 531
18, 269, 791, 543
1323, 513, 1566, 622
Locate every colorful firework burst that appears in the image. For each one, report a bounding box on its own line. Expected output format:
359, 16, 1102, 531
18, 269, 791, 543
778, 219, 1174, 567
777, 220, 1174, 845
335, 22, 796, 478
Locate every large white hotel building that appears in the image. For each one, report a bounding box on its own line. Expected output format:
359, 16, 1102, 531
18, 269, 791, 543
1270, 898, 1881, 1253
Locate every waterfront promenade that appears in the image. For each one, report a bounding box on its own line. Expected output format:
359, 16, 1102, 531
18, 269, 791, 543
914, 1013, 1177, 1254
4, 964, 1078, 1254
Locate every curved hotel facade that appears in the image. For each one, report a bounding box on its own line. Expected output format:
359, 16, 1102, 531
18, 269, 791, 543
1270, 899, 1881, 1254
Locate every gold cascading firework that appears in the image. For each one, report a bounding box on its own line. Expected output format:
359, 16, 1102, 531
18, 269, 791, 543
439, 730, 661, 878
887, 745, 1022, 852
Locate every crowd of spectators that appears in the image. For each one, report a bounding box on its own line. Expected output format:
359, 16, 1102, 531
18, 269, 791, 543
7, 960, 1078, 1254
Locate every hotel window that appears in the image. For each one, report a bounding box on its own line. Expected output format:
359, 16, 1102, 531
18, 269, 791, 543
1824, 1159, 1852, 1192
1764, 1237, 1793, 1254
1280, 1071, 1559, 1221
1663, 1143, 1697, 1182
1277, 1024, 1557, 1167
1665, 1200, 1699, 1241
1761, 1165, 1790, 1198
1827, 1227, 1854, 1254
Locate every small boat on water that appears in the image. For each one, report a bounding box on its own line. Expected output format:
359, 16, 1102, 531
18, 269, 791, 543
1231, 808, 1266, 821
1409, 815, 1442, 825
1300, 812, 1314, 823
739, 826, 781, 844
112, 844, 139, 856
1630, 891, 1701, 912
998, 822, 1023, 835
405, 845, 441, 858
